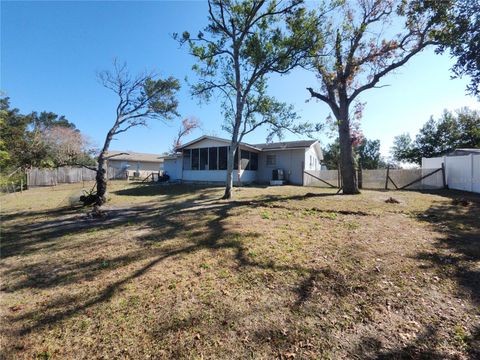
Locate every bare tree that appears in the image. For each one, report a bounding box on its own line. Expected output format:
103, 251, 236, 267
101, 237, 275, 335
304, 0, 438, 194
92, 61, 180, 206
42, 126, 95, 166
170, 117, 201, 154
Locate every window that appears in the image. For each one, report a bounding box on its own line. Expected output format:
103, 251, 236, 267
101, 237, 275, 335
266, 154, 276, 167
200, 148, 208, 170
191, 148, 199, 170
241, 150, 250, 170
209, 147, 218, 170
218, 146, 227, 170
250, 152, 258, 170
183, 149, 191, 170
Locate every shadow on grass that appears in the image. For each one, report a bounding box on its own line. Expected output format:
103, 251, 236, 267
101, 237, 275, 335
2, 184, 349, 339
414, 190, 480, 304
4, 184, 478, 358
352, 189, 480, 359
112, 183, 220, 197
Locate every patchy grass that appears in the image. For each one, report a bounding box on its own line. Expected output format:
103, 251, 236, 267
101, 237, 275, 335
1, 182, 479, 359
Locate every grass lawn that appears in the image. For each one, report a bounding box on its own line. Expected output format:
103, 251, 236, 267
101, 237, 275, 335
1, 181, 479, 359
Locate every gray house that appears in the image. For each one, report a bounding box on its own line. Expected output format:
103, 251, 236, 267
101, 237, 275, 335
163, 135, 323, 185
105, 151, 165, 179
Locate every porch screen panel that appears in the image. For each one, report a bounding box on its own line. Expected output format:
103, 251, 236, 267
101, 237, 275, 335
218, 147, 227, 170
241, 150, 250, 170
200, 148, 208, 170
183, 149, 191, 170
209, 147, 218, 170
250, 152, 258, 170
191, 148, 199, 170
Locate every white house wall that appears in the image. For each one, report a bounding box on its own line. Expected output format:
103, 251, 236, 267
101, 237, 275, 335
304, 146, 321, 171
182, 170, 256, 184
257, 149, 305, 185
163, 158, 183, 180
184, 138, 230, 149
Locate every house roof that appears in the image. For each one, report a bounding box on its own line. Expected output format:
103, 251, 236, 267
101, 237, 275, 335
176, 135, 262, 152
105, 151, 165, 163
176, 135, 320, 152
254, 140, 318, 151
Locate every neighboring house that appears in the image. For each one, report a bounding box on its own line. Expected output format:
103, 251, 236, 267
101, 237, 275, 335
163, 135, 323, 185
105, 151, 165, 179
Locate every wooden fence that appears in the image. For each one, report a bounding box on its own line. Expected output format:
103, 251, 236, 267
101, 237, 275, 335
27, 167, 97, 187
304, 167, 445, 190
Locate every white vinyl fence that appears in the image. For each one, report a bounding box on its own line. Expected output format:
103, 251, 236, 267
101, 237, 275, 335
422, 154, 480, 193
27, 167, 97, 187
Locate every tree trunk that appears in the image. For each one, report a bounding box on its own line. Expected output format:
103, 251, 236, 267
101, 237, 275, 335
95, 156, 107, 206
94, 128, 115, 206
223, 44, 243, 201
223, 144, 236, 199
338, 102, 359, 195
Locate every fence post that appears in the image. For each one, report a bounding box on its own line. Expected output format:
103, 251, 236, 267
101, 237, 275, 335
337, 165, 342, 189
385, 165, 390, 190
471, 154, 474, 193
441, 162, 447, 189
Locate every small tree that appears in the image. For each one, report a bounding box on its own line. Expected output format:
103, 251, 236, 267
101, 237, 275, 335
170, 117, 201, 154
178, 0, 322, 199
304, 0, 438, 194
0, 97, 90, 170
41, 126, 95, 167
323, 137, 385, 170
93, 61, 180, 206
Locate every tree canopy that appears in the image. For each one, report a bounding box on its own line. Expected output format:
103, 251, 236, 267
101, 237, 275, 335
323, 137, 385, 170
304, 0, 439, 194
411, 0, 480, 97
178, 0, 322, 199
391, 107, 480, 164
0, 97, 94, 171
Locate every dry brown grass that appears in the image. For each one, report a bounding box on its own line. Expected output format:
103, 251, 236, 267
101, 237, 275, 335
1, 181, 479, 359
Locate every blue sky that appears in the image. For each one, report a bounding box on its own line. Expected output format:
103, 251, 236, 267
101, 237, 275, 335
2, 1, 479, 158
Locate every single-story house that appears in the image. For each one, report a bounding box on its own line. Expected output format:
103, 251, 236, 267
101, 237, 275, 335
163, 135, 323, 185
105, 151, 165, 179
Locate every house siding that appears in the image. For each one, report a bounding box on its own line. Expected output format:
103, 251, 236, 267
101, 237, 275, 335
257, 149, 306, 185
164, 158, 183, 180
182, 170, 256, 184
107, 159, 163, 179
184, 138, 230, 149
304, 146, 321, 171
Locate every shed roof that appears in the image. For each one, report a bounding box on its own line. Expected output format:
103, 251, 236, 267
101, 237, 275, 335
446, 148, 480, 156
105, 151, 165, 163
